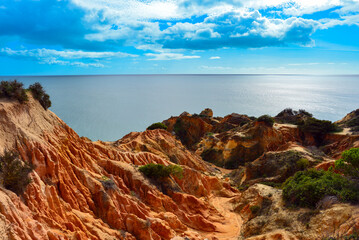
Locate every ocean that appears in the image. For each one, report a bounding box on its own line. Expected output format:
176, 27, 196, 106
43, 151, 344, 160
1, 74, 358, 141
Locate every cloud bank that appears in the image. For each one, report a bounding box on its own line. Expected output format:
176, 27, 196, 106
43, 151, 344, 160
0, 0, 358, 66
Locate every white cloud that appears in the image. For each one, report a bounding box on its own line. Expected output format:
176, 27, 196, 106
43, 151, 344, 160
239, 0, 342, 16
72, 0, 180, 21
1, 48, 137, 59
145, 52, 200, 60
2, 0, 359, 63
65, 0, 359, 52
0, 47, 136, 67
40, 58, 104, 67
210, 56, 221, 59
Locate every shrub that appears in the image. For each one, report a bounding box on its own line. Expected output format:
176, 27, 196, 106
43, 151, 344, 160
296, 158, 310, 170
0, 80, 28, 103
298, 109, 313, 117
257, 115, 274, 127
335, 148, 359, 178
0, 150, 34, 195
298, 117, 341, 145
299, 117, 340, 134
147, 122, 168, 130
276, 108, 295, 117
282, 169, 359, 208
139, 163, 183, 180
29, 82, 51, 110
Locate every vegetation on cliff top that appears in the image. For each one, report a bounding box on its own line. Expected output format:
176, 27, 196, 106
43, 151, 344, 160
298, 117, 341, 134
147, 122, 168, 131
29, 82, 52, 110
0, 150, 34, 195
0, 80, 51, 110
256, 115, 274, 127
0, 80, 28, 103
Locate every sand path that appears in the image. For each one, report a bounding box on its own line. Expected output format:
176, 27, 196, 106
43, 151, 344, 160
201, 195, 243, 240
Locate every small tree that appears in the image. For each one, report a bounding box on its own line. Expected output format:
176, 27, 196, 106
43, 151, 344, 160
29, 82, 51, 110
0, 80, 28, 103
335, 148, 359, 178
0, 151, 34, 194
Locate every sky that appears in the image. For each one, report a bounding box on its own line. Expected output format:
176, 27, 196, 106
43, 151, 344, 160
0, 0, 359, 75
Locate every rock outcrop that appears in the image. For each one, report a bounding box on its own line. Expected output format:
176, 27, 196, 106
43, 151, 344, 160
234, 184, 359, 240
196, 122, 311, 169
336, 109, 359, 134
163, 109, 252, 150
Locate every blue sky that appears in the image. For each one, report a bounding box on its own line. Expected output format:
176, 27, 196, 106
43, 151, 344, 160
0, 0, 358, 75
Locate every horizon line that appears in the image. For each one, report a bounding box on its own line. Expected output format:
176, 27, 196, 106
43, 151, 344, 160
1, 73, 359, 77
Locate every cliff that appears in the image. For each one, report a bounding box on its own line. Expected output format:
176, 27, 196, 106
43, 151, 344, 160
1, 96, 359, 240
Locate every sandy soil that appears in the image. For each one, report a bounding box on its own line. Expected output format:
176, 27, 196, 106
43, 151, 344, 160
334, 127, 352, 135
201, 195, 243, 240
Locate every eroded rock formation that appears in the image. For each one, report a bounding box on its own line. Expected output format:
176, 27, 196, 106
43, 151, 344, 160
0, 97, 239, 240
1, 99, 359, 240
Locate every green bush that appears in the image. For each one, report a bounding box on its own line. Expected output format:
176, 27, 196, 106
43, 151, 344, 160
299, 117, 340, 134
282, 169, 359, 208
0, 151, 34, 195
335, 148, 359, 178
29, 82, 51, 110
139, 163, 183, 180
296, 158, 310, 170
0, 80, 28, 103
257, 115, 274, 127
147, 122, 168, 130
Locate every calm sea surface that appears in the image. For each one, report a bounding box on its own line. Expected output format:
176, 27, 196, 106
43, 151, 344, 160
1, 74, 358, 141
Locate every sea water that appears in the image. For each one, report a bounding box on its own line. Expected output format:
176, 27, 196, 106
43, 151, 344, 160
1, 74, 358, 141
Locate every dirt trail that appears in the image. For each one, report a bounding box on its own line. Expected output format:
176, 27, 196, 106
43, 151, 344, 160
201, 195, 243, 240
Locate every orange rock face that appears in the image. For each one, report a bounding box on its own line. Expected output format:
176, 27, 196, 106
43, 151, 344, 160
164, 115, 214, 149
0, 97, 239, 240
